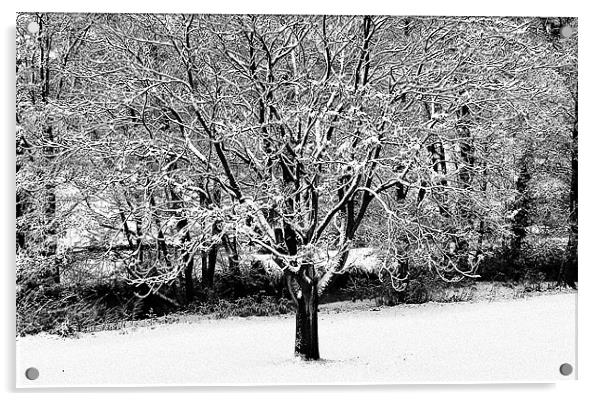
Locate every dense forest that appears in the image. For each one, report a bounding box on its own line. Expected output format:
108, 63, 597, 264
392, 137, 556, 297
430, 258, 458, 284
16, 14, 577, 360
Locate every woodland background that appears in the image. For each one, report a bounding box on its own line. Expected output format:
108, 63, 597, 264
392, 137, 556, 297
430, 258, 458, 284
15, 14, 577, 355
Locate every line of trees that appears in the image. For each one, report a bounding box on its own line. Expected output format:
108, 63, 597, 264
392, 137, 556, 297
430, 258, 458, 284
16, 14, 577, 359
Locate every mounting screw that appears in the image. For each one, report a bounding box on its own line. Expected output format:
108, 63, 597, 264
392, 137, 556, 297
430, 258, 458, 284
27, 22, 40, 35
25, 367, 39, 380
559, 363, 573, 376
560, 25, 573, 39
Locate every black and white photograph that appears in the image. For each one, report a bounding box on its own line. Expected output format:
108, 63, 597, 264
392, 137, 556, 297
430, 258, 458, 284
15, 11, 578, 387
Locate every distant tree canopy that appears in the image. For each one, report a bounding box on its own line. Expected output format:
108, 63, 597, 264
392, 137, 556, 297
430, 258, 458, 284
16, 14, 577, 358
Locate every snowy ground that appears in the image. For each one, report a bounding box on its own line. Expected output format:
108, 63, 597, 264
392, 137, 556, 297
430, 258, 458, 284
16, 293, 577, 387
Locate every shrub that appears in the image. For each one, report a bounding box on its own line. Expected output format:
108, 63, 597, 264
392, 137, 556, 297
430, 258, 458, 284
337, 266, 435, 306
478, 236, 566, 282
15, 275, 167, 336
182, 294, 293, 318
212, 296, 293, 318
213, 259, 285, 300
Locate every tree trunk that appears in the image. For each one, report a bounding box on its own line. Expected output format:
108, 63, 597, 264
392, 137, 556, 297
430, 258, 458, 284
201, 218, 220, 290
201, 245, 217, 289
16, 194, 26, 250
222, 234, 240, 273
16, 133, 29, 251
183, 249, 194, 301
43, 158, 59, 283
560, 99, 577, 288
455, 105, 476, 270
168, 187, 195, 302
294, 269, 320, 360
40, 17, 59, 283
422, 102, 451, 217
508, 150, 533, 271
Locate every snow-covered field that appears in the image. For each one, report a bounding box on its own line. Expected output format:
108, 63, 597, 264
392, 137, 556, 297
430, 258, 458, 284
16, 293, 576, 387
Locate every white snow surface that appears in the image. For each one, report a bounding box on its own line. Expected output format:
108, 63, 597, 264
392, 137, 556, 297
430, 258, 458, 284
16, 293, 576, 387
